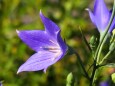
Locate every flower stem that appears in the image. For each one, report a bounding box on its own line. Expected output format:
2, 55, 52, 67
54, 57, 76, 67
74, 50, 90, 80
96, 0, 115, 63
69, 46, 90, 80
99, 48, 115, 65
89, 60, 97, 86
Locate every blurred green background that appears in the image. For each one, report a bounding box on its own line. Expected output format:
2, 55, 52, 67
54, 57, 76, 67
0, 0, 114, 86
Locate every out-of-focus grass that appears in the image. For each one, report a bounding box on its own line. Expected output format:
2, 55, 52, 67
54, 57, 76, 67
0, 0, 114, 86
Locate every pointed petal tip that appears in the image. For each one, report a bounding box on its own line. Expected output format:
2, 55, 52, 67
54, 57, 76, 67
17, 67, 23, 74
39, 10, 45, 22
16, 29, 20, 34
40, 9, 42, 14
85, 8, 94, 16
43, 68, 47, 73
85, 8, 89, 11
17, 70, 20, 74
39, 10, 43, 17
85, 8, 92, 13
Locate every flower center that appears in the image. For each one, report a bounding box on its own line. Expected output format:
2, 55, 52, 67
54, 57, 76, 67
40, 40, 62, 60
42, 46, 60, 53
40, 46, 62, 61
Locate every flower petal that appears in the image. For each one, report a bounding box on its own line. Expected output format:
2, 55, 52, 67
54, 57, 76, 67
56, 31, 68, 56
109, 12, 115, 33
17, 30, 56, 52
100, 81, 109, 86
39, 11, 60, 37
94, 0, 110, 30
86, 9, 96, 26
17, 51, 63, 74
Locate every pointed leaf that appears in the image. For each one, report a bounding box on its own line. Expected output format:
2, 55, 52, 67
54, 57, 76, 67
79, 28, 92, 52
104, 63, 115, 68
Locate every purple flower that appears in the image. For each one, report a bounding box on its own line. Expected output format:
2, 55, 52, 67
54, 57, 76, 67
100, 81, 109, 86
87, 0, 115, 33
0, 82, 2, 86
17, 11, 68, 74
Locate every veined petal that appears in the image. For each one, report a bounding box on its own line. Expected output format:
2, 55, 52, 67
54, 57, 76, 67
17, 11, 68, 74
16, 30, 56, 52
109, 12, 115, 33
94, 0, 110, 30
17, 50, 63, 74
56, 31, 68, 56
39, 11, 60, 38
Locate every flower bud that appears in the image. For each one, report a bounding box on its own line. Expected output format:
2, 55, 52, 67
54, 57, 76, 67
89, 36, 98, 50
90, 36, 96, 45
66, 72, 75, 86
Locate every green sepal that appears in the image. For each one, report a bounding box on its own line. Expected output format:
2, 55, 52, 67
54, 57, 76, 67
67, 46, 75, 55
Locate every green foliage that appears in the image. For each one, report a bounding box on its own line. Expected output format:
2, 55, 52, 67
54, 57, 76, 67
104, 63, 115, 68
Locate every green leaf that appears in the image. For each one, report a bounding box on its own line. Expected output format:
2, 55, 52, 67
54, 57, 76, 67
103, 63, 115, 68
111, 73, 115, 83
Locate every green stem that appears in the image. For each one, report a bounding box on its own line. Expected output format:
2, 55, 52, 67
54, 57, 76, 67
79, 27, 92, 52
96, 0, 115, 62
72, 49, 90, 80
68, 46, 90, 80
96, 35, 108, 62
110, 34, 115, 43
89, 61, 98, 86
99, 51, 112, 64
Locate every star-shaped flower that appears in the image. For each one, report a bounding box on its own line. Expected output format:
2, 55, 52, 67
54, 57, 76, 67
87, 0, 115, 34
17, 11, 68, 74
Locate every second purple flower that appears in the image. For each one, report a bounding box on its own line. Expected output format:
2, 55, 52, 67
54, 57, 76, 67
87, 0, 115, 33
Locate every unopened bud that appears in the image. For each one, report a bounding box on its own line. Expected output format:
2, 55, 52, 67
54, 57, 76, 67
90, 36, 96, 45
66, 72, 75, 86
89, 36, 98, 50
